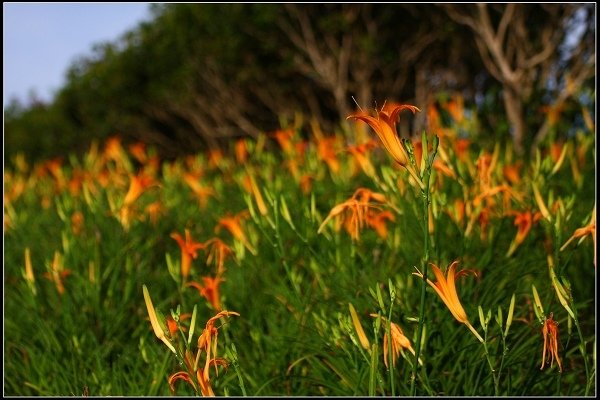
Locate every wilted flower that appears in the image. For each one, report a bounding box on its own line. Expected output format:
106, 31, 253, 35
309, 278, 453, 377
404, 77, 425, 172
540, 313, 563, 373
370, 314, 415, 368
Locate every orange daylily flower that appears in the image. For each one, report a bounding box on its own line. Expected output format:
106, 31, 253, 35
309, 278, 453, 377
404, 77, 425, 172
540, 314, 563, 372
506, 210, 543, 257
197, 311, 240, 395
128, 142, 148, 163
365, 210, 396, 239
203, 238, 235, 276
207, 148, 224, 170
346, 141, 377, 178
122, 172, 156, 207
234, 138, 249, 164
560, 205, 596, 267
413, 261, 483, 342
171, 229, 206, 280
272, 129, 296, 155
316, 135, 341, 174
370, 314, 416, 368
503, 161, 523, 185
187, 276, 224, 311
318, 188, 390, 241
216, 212, 256, 254
299, 174, 313, 195
183, 173, 216, 209
347, 104, 424, 189
145, 201, 165, 226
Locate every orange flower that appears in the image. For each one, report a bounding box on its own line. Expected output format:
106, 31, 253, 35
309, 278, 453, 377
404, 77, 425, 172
197, 311, 240, 395
506, 210, 543, 257
122, 172, 156, 207
413, 261, 483, 342
370, 314, 415, 368
187, 276, 224, 311
316, 136, 341, 174
346, 141, 377, 178
272, 129, 296, 155
560, 205, 596, 267
203, 238, 235, 276
171, 229, 206, 280
365, 210, 396, 239
318, 188, 390, 241
540, 314, 563, 372
145, 201, 164, 226
503, 161, 523, 185
183, 173, 215, 209
128, 141, 148, 163
216, 212, 256, 254
347, 104, 424, 189
234, 138, 249, 164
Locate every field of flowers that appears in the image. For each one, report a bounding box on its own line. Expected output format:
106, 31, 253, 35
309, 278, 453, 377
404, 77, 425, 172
4, 100, 596, 396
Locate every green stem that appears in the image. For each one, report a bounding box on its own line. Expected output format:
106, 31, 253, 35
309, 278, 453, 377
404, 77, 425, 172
410, 170, 431, 396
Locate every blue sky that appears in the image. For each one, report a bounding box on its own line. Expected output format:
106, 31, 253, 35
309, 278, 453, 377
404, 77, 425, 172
3, 3, 152, 107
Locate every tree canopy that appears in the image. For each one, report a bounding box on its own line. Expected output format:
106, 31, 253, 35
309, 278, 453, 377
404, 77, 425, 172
4, 3, 595, 163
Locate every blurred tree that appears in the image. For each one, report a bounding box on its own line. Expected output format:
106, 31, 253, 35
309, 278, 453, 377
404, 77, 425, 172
443, 3, 595, 154
3, 3, 594, 164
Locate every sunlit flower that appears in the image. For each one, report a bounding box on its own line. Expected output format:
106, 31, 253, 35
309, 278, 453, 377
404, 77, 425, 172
207, 148, 224, 170
122, 172, 156, 207
413, 261, 483, 342
318, 188, 390, 241
216, 212, 256, 255
183, 173, 216, 209
128, 142, 148, 163
234, 138, 249, 164
365, 210, 396, 239
346, 141, 377, 178
316, 135, 341, 174
347, 104, 424, 189
171, 229, 206, 280
203, 238, 235, 276
503, 161, 523, 185
506, 210, 543, 257
197, 311, 240, 395
145, 201, 165, 226
560, 205, 596, 267
272, 129, 296, 155
299, 174, 313, 195
187, 276, 225, 311
370, 314, 415, 368
540, 313, 563, 373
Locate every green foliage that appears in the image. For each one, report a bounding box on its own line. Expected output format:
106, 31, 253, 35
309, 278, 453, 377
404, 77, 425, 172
4, 116, 595, 395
